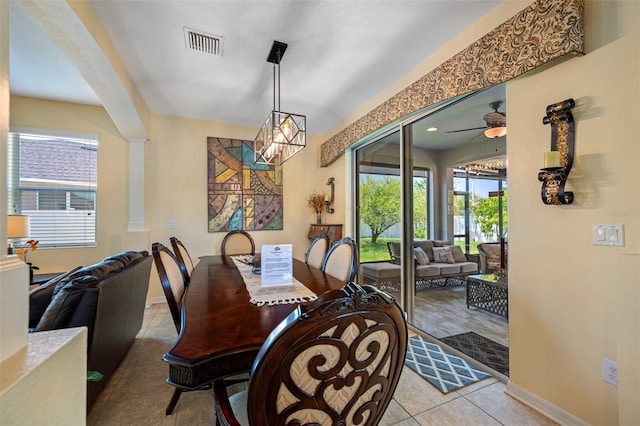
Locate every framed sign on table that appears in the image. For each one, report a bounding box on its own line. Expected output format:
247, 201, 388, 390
207, 137, 283, 232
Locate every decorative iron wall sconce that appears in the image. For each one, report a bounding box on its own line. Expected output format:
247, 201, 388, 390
324, 177, 335, 213
538, 98, 575, 205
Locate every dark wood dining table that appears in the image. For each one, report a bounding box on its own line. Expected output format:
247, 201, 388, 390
162, 255, 346, 391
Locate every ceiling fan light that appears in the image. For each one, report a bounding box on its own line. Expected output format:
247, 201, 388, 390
484, 126, 506, 138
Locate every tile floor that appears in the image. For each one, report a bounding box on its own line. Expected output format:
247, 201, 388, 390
87, 303, 557, 425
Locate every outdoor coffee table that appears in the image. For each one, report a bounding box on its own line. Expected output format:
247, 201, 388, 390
466, 274, 508, 319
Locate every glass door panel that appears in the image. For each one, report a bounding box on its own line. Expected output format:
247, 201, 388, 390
355, 131, 401, 268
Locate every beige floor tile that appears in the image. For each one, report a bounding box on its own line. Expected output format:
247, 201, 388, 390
464, 382, 558, 425
380, 399, 413, 425
455, 377, 499, 396
172, 388, 217, 425
390, 419, 421, 426
91, 393, 176, 426
143, 323, 179, 341
125, 337, 175, 368
392, 367, 460, 416
107, 362, 174, 405
413, 397, 502, 426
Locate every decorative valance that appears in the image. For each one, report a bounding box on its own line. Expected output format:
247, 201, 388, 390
320, 0, 584, 166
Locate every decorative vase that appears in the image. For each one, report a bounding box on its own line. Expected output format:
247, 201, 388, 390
316, 212, 322, 224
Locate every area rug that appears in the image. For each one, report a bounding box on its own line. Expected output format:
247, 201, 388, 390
405, 335, 491, 393
440, 332, 509, 376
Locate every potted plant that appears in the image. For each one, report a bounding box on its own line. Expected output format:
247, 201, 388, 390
307, 192, 326, 224
14, 239, 40, 282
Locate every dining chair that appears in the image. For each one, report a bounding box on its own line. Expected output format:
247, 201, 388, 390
214, 282, 407, 425
304, 232, 330, 269
221, 230, 255, 256
321, 236, 358, 282
170, 236, 194, 285
151, 242, 200, 415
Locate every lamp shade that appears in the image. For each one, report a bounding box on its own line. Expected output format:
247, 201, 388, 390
7, 215, 30, 239
484, 126, 507, 139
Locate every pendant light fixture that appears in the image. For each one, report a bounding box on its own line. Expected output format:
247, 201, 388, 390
254, 41, 306, 165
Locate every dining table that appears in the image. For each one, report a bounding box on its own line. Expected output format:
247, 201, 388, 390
162, 255, 346, 391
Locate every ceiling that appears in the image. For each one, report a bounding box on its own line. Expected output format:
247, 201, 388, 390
9, 0, 505, 147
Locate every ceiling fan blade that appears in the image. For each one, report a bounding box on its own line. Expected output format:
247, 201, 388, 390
469, 131, 486, 142
444, 126, 487, 133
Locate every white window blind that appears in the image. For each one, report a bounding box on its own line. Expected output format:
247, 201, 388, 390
7, 132, 98, 248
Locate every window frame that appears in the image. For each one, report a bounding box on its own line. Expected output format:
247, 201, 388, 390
7, 129, 99, 249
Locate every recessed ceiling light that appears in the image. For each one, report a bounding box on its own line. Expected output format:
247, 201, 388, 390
426, 127, 438, 132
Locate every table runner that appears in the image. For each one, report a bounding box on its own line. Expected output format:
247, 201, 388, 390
231, 256, 318, 306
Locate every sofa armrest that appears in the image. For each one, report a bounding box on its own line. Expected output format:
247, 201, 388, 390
29, 286, 54, 329
465, 253, 480, 267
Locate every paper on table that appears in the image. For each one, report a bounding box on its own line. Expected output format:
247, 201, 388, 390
260, 244, 293, 286
231, 256, 317, 306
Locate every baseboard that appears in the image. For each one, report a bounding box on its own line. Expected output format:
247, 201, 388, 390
145, 296, 166, 307
505, 381, 589, 426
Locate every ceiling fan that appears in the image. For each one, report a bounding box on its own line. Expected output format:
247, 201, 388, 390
445, 101, 507, 138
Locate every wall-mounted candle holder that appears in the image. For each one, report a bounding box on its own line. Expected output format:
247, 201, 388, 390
538, 98, 575, 205
324, 177, 335, 213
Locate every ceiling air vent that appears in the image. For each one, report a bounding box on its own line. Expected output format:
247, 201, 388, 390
183, 27, 223, 56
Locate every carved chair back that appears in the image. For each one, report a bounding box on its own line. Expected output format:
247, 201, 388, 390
214, 283, 407, 425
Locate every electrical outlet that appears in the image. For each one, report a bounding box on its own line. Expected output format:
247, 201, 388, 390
602, 359, 618, 386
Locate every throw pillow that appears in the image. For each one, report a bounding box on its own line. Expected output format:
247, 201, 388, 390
29, 266, 82, 328
433, 247, 455, 264
448, 245, 467, 263
414, 240, 435, 262
35, 276, 99, 332
413, 247, 430, 265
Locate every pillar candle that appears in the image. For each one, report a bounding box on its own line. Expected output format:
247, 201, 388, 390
544, 151, 560, 168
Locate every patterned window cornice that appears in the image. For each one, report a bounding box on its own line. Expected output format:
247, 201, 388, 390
320, 0, 584, 167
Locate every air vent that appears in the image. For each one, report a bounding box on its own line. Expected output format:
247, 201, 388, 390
183, 27, 223, 56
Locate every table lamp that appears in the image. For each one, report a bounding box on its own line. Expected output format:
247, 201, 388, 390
7, 215, 30, 255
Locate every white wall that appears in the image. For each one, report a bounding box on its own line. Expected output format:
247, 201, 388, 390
506, 1, 639, 424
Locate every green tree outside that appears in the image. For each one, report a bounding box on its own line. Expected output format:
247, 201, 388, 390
359, 175, 401, 244
413, 177, 427, 239
470, 192, 508, 239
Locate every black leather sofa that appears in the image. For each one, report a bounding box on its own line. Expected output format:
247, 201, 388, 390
28, 250, 153, 408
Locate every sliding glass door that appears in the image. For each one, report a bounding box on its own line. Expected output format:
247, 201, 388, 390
354, 85, 509, 372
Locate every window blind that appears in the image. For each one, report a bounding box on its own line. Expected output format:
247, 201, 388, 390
7, 132, 98, 248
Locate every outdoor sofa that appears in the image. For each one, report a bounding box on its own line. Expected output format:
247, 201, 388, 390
360, 240, 479, 292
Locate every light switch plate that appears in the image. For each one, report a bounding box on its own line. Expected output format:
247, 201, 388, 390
593, 224, 624, 246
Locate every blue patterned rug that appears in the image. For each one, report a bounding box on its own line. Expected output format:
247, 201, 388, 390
405, 335, 491, 393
